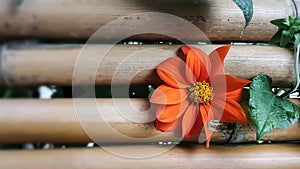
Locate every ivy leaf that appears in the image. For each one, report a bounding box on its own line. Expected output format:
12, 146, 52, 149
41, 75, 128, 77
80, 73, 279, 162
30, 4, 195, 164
249, 74, 300, 141
290, 25, 299, 32
280, 30, 293, 47
269, 30, 282, 44
232, 0, 253, 36
288, 16, 295, 24
270, 18, 290, 29
294, 17, 300, 25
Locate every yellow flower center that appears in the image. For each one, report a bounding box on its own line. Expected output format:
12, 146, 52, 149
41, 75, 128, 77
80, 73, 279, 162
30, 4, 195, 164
188, 81, 213, 104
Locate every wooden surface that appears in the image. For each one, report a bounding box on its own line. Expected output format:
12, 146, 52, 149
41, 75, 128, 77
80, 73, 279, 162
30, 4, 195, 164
0, 144, 299, 169
0, 0, 294, 41
0, 99, 299, 143
0, 44, 295, 87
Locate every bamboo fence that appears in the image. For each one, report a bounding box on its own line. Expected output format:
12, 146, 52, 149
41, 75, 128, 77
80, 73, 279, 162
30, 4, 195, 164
0, 144, 299, 169
0, 99, 299, 143
0, 0, 299, 168
0, 0, 295, 41
0, 44, 295, 87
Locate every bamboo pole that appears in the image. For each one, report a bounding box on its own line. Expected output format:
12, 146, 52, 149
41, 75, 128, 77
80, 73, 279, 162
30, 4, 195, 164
0, 99, 299, 143
0, 144, 299, 169
0, 44, 295, 87
0, 0, 294, 41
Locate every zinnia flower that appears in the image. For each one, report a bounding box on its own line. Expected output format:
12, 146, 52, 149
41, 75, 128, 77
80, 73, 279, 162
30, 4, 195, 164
150, 44, 250, 148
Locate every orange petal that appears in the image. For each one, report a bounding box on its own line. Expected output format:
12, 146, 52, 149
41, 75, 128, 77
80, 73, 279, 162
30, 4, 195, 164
181, 104, 198, 138
185, 47, 211, 82
156, 99, 190, 123
209, 74, 227, 104
209, 44, 232, 76
200, 104, 214, 148
184, 111, 203, 139
226, 75, 251, 92
226, 88, 243, 102
214, 99, 247, 124
205, 131, 213, 148
181, 46, 191, 56
225, 75, 251, 102
157, 57, 191, 88
150, 84, 188, 105
212, 74, 250, 102
155, 119, 181, 132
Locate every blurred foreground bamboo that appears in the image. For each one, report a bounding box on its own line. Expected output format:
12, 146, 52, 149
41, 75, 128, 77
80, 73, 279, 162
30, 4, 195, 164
0, 0, 294, 41
0, 99, 299, 143
0, 144, 299, 169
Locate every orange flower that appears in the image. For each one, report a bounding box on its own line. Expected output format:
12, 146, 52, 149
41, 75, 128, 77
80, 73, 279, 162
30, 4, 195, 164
150, 44, 251, 148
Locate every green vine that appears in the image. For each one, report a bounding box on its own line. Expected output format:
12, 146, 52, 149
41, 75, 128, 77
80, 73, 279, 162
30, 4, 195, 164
270, 16, 300, 49
249, 16, 300, 142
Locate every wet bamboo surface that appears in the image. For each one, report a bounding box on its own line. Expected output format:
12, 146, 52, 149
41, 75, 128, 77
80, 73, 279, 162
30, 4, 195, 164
0, 44, 295, 87
0, 0, 294, 41
0, 144, 299, 169
0, 99, 299, 144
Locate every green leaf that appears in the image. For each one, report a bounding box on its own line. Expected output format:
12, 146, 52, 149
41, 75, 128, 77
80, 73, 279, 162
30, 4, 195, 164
270, 18, 290, 29
294, 17, 300, 25
232, 0, 253, 36
291, 18, 300, 31
288, 16, 295, 24
294, 33, 300, 49
249, 74, 300, 141
269, 30, 282, 44
280, 30, 293, 47
290, 25, 298, 32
